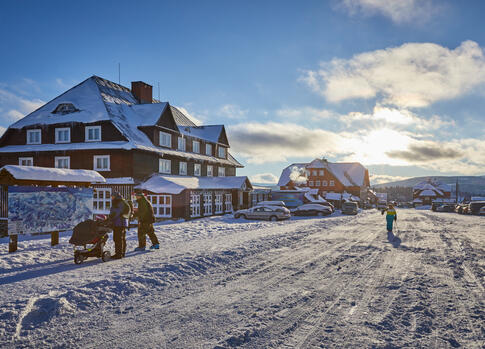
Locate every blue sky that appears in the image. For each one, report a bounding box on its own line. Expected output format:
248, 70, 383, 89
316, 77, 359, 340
1, 0, 485, 184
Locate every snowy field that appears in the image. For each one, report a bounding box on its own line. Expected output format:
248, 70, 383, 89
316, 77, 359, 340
0, 209, 483, 348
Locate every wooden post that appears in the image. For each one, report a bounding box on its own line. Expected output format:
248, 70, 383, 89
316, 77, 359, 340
51, 231, 59, 246
9, 235, 17, 253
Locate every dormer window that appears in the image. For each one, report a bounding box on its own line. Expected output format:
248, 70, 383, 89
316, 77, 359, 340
53, 103, 78, 115
55, 128, 71, 143
85, 126, 101, 142
218, 146, 226, 158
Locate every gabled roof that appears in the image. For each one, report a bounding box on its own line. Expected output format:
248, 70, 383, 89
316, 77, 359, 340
136, 174, 252, 194
277, 160, 368, 187
3, 76, 242, 168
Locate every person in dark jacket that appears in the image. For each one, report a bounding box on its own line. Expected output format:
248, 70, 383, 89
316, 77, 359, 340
109, 192, 131, 259
133, 190, 160, 250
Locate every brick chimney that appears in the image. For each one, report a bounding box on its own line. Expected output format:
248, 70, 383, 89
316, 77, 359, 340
131, 81, 153, 104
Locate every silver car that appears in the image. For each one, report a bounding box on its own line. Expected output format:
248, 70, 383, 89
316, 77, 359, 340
234, 205, 291, 221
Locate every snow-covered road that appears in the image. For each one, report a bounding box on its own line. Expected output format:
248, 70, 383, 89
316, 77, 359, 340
1, 209, 483, 348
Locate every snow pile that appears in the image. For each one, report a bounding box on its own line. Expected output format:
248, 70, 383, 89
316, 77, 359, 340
1, 165, 105, 183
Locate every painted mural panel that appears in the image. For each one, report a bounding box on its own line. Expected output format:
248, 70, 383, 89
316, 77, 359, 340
7, 186, 93, 235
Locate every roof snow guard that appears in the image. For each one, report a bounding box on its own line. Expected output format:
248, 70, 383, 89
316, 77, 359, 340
136, 174, 252, 195
0, 165, 105, 184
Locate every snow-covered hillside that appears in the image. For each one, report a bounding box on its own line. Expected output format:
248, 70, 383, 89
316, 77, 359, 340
0, 210, 483, 348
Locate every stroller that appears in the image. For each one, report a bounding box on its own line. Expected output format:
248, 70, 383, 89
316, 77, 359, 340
69, 218, 112, 264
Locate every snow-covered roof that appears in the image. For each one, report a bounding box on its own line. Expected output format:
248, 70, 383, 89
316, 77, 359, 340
136, 174, 252, 194
419, 189, 437, 197
277, 160, 367, 187
413, 198, 423, 203
325, 192, 342, 200
103, 177, 135, 185
4, 76, 242, 168
179, 125, 224, 144
0, 165, 105, 183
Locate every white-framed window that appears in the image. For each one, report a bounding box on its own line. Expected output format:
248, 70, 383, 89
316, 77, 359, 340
215, 194, 223, 213
194, 163, 201, 176
160, 131, 171, 147
330, 180, 335, 187
93, 188, 111, 213
178, 137, 186, 151
18, 157, 33, 166
218, 146, 226, 158
305, 170, 310, 177
190, 192, 201, 217
148, 195, 172, 218
322, 180, 328, 186
94, 155, 110, 171
309, 180, 314, 186
312, 170, 317, 176
85, 126, 101, 142
316, 180, 321, 187
159, 159, 171, 174
193, 140, 200, 153
26, 129, 41, 144
319, 170, 324, 176
225, 193, 233, 212
218, 166, 225, 177
179, 161, 187, 175
206, 143, 212, 156
207, 165, 213, 177
55, 156, 70, 169
55, 127, 70, 143
203, 192, 213, 216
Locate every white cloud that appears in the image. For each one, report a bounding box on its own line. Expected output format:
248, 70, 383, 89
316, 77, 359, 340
370, 174, 410, 185
249, 173, 279, 184
300, 40, 485, 108
219, 104, 248, 119
0, 87, 44, 124
276, 107, 338, 121
337, 0, 437, 24
228, 121, 485, 175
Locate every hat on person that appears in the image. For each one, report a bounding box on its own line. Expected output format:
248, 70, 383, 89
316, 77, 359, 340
111, 191, 122, 200
134, 189, 144, 196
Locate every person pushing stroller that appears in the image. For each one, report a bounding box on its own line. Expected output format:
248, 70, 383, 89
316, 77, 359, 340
133, 190, 160, 251
381, 203, 397, 233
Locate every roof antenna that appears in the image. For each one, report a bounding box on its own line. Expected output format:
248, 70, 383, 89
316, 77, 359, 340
118, 63, 121, 85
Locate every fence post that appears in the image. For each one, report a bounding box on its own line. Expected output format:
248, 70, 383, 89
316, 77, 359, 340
51, 231, 59, 246
9, 235, 17, 253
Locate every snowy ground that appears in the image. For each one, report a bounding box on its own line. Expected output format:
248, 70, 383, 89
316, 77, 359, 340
0, 209, 483, 348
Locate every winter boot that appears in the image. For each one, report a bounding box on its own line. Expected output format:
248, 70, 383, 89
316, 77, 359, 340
150, 244, 160, 250
134, 246, 145, 251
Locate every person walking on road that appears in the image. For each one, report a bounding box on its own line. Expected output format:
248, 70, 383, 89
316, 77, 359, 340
381, 203, 397, 233
133, 190, 160, 251
109, 192, 131, 259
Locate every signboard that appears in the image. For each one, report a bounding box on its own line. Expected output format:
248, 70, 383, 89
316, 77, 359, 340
270, 190, 306, 208
7, 186, 93, 235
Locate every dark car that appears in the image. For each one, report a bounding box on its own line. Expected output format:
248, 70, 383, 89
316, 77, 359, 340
293, 204, 333, 216
436, 204, 456, 212
469, 201, 485, 215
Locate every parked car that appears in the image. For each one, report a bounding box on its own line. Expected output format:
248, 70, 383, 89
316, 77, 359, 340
234, 205, 291, 221
342, 201, 358, 215
469, 201, 485, 215
436, 204, 456, 212
254, 200, 286, 207
293, 204, 332, 216
311, 201, 335, 212
479, 206, 485, 216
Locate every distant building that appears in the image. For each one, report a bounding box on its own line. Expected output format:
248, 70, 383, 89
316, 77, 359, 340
277, 158, 371, 202
0, 76, 250, 219
413, 179, 452, 205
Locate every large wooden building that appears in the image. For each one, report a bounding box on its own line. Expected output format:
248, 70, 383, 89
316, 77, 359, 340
0, 76, 249, 219
277, 158, 371, 201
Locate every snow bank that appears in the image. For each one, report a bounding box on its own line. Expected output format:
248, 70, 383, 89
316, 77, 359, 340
1, 165, 105, 183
